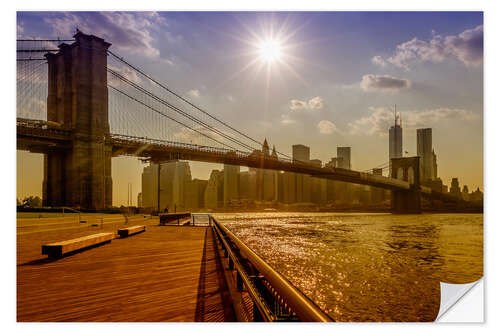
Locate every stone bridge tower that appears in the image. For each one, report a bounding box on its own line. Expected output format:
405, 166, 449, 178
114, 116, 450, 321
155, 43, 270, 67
42, 31, 112, 210
390, 156, 421, 213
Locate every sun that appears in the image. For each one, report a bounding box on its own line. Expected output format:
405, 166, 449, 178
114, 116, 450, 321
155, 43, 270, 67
258, 39, 282, 63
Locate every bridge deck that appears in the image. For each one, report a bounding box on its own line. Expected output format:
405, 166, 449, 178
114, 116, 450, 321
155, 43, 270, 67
17, 220, 235, 322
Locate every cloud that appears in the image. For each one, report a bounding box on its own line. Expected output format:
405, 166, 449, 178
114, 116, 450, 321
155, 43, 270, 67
371, 55, 387, 67
348, 106, 478, 136
187, 89, 200, 98
289, 96, 324, 110
360, 74, 411, 93
308, 96, 324, 109
44, 12, 168, 57
290, 99, 308, 110
378, 25, 483, 70
317, 120, 337, 134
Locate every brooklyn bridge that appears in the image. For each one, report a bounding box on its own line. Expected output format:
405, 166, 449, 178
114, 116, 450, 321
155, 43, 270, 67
17, 31, 463, 213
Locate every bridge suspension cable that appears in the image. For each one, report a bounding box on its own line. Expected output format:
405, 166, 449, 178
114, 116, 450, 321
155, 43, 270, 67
361, 161, 390, 173
106, 50, 297, 161
107, 67, 258, 153
108, 85, 243, 152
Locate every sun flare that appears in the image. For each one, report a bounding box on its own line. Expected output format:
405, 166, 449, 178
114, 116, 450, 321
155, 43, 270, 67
258, 39, 282, 63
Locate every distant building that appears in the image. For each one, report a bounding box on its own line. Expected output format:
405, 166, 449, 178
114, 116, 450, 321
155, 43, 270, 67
462, 185, 470, 201
292, 144, 310, 163
205, 170, 222, 209
337, 147, 351, 169
424, 178, 444, 193
335, 147, 353, 203
325, 157, 338, 169
141, 164, 158, 209
417, 128, 434, 181
450, 178, 461, 198
239, 170, 257, 201
223, 164, 240, 207
189, 179, 207, 209
172, 161, 192, 211
137, 192, 142, 208
389, 108, 403, 176
309, 159, 322, 168
470, 187, 483, 202
141, 161, 192, 211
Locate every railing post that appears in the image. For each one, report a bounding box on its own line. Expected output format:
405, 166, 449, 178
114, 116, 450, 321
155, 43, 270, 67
228, 257, 234, 270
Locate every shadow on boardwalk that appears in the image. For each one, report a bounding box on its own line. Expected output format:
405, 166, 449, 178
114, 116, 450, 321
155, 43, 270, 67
17, 226, 235, 322
195, 228, 235, 322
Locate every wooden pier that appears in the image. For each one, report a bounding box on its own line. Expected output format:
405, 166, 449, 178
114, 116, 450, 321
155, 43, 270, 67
17, 216, 235, 322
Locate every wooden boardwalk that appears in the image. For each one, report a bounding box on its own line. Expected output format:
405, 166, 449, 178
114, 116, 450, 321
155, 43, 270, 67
17, 221, 235, 322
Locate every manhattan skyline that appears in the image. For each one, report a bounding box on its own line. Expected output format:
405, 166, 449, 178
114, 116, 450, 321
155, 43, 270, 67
16, 11, 483, 206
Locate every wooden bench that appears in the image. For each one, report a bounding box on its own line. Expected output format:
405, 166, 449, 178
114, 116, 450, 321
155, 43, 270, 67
117, 225, 146, 238
42, 232, 114, 259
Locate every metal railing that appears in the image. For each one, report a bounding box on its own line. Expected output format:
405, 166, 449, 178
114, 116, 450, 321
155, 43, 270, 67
209, 215, 333, 322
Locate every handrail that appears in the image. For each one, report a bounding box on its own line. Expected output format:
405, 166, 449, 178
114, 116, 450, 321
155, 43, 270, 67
212, 221, 275, 321
211, 216, 333, 322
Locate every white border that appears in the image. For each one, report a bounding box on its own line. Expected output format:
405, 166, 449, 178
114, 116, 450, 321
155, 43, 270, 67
3, 1, 497, 332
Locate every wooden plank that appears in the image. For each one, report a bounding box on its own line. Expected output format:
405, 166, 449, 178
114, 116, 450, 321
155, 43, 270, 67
18, 226, 234, 322
118, 225, 146, 238
41, 232, 114, 258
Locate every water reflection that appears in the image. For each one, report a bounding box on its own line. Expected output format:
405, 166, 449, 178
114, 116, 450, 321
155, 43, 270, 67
215, 213, 483, 322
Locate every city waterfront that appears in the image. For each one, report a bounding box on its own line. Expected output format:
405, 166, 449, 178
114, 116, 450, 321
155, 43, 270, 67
216, 212, 483, 321
15, 11, 484, 323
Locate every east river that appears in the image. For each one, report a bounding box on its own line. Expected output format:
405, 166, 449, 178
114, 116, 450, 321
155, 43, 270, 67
214, 212, 483, 322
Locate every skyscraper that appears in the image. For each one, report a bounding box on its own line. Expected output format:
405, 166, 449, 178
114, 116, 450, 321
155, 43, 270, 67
389, 107, 402, 176
141, 164, 158, 209
450, 177, 461, 198
205, 170, 222, 209
337, 147, 351, 169
223, 164, 240, 207
172, 161, 192, 211
292, 144, 310, 163
417, 128, 433, 181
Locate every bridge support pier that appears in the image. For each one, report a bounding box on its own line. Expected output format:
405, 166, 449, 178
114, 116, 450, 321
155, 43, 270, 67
390, 156, 421, 214
42, 31, 112, 210
391, 189, 421, 214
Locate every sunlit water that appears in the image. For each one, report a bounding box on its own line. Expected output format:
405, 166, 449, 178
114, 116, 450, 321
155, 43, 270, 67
214, 213, 483, 322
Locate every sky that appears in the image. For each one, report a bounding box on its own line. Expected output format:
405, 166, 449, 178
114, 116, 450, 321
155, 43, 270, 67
16, 11, 483, 206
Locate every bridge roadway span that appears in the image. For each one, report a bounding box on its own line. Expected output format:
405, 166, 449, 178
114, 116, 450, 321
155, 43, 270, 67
17, 216, 235, 322
17, 118, 423, 193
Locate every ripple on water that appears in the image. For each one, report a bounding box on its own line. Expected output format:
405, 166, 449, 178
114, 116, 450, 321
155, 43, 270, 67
215, 212, 483, 322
